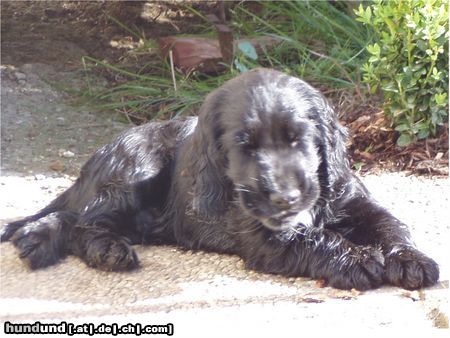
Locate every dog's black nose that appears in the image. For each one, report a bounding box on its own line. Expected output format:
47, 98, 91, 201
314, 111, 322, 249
270, 190, 301, 209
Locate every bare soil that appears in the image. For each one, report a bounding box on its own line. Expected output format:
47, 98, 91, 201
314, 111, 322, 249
1, 1, 211, 69
1, 1, 211, 175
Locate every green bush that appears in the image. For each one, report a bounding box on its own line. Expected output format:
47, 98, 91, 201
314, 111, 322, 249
355, 0, 449, 146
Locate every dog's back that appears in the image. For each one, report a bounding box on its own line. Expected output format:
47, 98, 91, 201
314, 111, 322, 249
1, 117, 197, 269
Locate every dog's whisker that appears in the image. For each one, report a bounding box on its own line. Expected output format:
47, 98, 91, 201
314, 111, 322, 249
234, 188, 253, 193
228, 223, 263, 235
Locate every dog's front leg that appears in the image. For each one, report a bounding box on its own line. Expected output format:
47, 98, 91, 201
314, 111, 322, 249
237, 227, 385, 290
331, 185, 439, 289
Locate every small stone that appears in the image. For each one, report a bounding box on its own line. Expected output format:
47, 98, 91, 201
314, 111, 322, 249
44, 8, 59, 18
315, 279, 327, 288
49, 160, 65, 172
21, 64, 34, 73
15, 72, 26, 81
58, 149, 75, 158
56, 116, 65, 126
401, 290, 423, 301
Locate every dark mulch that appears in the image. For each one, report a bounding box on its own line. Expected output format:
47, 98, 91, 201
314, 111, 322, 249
345, 110, 448, 176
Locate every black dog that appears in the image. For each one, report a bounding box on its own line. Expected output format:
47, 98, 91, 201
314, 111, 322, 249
1, 68, 439, 290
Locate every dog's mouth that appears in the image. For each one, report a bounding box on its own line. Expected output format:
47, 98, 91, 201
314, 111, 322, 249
260, 208, 314, 231
237, 189, 316, 231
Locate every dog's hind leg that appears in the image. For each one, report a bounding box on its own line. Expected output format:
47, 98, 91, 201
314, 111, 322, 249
67, 182, 141, 271
0, 182, 79, 242
1, 207, 58, 242
10, 211, 77, 269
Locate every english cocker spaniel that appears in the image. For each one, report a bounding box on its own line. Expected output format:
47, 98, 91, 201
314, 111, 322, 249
1, 68, 439, 290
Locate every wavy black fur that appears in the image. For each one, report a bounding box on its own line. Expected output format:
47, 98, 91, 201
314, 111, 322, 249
1, 69, 439, 290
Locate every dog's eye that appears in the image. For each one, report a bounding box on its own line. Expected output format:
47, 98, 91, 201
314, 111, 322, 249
243, 141, 258, 155
235, 132, 258, 155
235, 132, 249, 145
286, 131, 300, 147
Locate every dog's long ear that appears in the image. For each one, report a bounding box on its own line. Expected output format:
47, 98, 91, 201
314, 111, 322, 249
310, 95, 350, 200
189, 90, 233, 218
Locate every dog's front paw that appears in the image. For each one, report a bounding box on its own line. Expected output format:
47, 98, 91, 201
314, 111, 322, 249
385, 246, 439, 289
327, 246, 385, 291
84, 233, 139, 271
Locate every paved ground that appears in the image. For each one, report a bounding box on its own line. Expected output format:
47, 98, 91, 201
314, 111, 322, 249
1, 175, 448, 336
0, 60, 449, 336
0, 174, 449, 337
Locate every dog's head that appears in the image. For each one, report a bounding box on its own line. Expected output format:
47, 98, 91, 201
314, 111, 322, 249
193, 69, 347, 231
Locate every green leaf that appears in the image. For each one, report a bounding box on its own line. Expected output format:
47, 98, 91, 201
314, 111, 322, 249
434, 93, 447, 105
431, 110, 444, 125
415, 122, 429, 130
353, 162, 365, 170
396, 133, 413, 147
234, 59, 249, 73
355, 4, 372, 24
382, 82, 399, 93
365, 5, 372, 22
418, 129, 430, 139
237, 41, 258, 60
394, 124, 410, 132
367, 43, 381, 56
